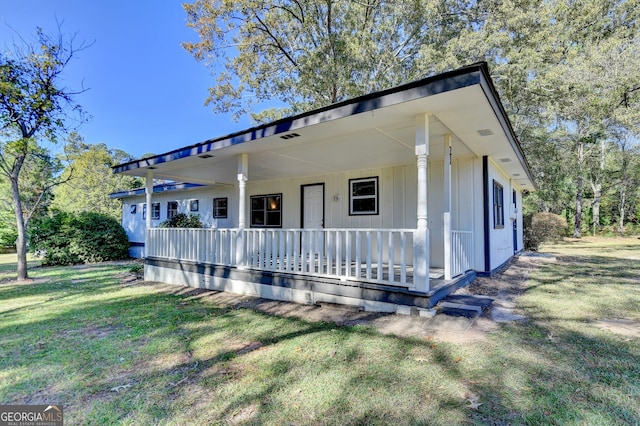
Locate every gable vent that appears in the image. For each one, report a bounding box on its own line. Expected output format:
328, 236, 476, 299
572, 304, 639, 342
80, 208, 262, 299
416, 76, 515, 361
513, 173, 521, 176
500, 158, 512, 163
280, 132, 300, 140
477, 129, 494, 136
198, 154, 214, 159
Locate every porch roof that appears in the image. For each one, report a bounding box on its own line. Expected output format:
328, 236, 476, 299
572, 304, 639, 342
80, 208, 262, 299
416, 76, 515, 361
112, 62, 535, 191
108, 182, 207, 199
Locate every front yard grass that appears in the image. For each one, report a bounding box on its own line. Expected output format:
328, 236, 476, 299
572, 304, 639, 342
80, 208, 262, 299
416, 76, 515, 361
1, 237, 639, 425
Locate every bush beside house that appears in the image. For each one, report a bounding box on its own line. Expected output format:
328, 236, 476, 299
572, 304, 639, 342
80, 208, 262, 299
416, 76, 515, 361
159, 213, 203, 228
524, 212, 568, 251
29, 211, 130, 265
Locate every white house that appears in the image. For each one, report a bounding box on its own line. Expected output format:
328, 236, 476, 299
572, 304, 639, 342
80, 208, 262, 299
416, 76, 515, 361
111, 62, 534, 313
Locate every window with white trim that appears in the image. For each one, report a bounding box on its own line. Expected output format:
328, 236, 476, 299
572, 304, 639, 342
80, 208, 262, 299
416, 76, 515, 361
349, 177, 378, 215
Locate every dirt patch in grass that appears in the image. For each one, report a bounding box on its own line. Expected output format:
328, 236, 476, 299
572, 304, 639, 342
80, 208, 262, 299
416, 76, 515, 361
140, 253, 556, 344
593, 319, 640, 338
0, 277, 51, 286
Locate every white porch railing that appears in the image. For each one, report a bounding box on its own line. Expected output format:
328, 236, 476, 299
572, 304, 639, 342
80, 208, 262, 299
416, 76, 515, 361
147, 228, 474, 287
451, 230, 473, 278
147, 228, 415, 287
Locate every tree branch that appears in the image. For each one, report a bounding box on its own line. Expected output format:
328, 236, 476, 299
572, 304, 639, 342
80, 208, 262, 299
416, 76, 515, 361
253, 14, 299, 68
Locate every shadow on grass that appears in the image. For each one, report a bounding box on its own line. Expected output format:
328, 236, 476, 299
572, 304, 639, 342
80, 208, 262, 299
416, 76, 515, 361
0, 254, 639, 425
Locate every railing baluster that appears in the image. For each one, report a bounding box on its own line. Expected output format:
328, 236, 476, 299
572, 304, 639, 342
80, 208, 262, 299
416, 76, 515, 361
336, 230, 342, 276
355, 230, 362, 279
376, 231, 382, 281
326, 231, 333, 275
317, 231, 324, 274
293, 231, 300, 273
309, 230, 316, 273
400, 231, 406, 285
345, 230, 351, 278
366, 231, 372, 280
388, 231, 394, 283
300, 231, 307, 273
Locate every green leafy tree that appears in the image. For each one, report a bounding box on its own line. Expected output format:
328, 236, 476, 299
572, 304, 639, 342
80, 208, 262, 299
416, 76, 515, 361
0, 27, 87, 280
0, 141, 63, 247
51, 132, 141, 219
183, 0, 640, 235
183, 0, 465, 121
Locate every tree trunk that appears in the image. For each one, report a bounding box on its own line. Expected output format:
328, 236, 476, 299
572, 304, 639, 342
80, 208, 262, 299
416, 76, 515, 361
618, 183, 626, 235
591, 182, 601, 236
590, 140, 605, 235
573, 142, 584, 238
9, 175, 29, 281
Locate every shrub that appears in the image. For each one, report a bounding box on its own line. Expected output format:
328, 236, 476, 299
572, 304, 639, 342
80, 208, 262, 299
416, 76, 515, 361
128, 263, 144, 276
524, 212, 568, 251
159, 213, 203, 228
29, 211, 130, 265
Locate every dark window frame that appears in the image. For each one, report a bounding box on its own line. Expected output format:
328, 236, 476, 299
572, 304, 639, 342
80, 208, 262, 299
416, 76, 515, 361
167, 201, 178, 219
130, 205, 137, 214
250, 193, 282, 228
190, 199, 199, 212
349, 176, 379, 216
213, 197, 228, 219
493, 180, 505, 229
151, 202, 160, 220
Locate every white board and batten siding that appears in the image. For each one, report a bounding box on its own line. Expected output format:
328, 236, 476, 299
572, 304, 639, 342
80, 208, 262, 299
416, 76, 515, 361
121, 161, 484, 270
486, 158, 525, 271
121, 186, 237, 256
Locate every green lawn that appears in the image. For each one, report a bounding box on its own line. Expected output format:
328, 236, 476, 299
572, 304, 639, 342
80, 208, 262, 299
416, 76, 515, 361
1, 238, 639, 425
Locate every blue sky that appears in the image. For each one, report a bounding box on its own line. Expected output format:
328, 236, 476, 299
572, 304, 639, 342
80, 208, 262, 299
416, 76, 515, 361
0, 0, 254, 159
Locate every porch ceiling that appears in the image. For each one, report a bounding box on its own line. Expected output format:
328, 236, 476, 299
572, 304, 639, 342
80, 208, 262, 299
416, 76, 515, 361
116, 68, 535, 191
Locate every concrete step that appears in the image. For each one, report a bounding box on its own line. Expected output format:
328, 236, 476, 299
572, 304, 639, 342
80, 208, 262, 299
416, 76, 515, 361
437, 294, 493, 318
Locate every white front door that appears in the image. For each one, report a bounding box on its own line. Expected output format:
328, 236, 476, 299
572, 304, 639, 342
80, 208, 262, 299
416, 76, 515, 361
302, 184, 324, 228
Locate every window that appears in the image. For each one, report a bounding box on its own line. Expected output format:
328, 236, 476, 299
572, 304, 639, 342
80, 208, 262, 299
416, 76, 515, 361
143, 203, 161, 220
349, 177, 378, 215
190, 199, 199, 212
213, 197, 228, 218
167, 201, 178, 219
130, 205, 137, 214
493, 180, 504, 228
250, 194, 281, 227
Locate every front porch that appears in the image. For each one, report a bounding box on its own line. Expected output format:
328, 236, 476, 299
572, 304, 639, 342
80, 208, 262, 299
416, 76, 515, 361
145, 227, 475, 310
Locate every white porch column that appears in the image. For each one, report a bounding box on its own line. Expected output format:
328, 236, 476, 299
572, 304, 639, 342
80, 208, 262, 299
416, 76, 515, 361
236, 154, 249, 266
144, 171, 153, 258
413, 113, 430, 292
443, 134, 453, 280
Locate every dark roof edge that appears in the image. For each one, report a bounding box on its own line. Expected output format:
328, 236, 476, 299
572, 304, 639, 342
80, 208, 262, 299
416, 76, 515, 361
109, 182, 206, 199
112, 62, 489, 174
